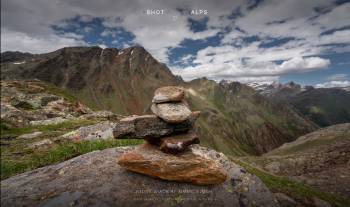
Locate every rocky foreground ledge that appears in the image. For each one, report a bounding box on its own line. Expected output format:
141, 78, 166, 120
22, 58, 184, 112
1, 146, 278, 207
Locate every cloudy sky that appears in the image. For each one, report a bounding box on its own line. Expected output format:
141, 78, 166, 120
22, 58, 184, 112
1, 0, 350, 87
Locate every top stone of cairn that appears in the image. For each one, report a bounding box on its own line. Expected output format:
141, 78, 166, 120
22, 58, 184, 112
152, 86, 185, 103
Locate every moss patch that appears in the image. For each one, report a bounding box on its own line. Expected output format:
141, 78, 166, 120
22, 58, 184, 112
1, 119, 98, 137
1, 118, 144, 180
1, 139, 143, 180
44, 83, 78, 103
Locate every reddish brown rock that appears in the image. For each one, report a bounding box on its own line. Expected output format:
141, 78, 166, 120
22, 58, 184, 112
152, 86, 184, 103
117, 143, 227, 185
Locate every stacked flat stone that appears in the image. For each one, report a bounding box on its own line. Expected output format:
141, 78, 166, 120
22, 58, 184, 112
150, 86, 200, 153
113, 86, 227, 185
113, 86, 201, 154
151, 86, 190, 123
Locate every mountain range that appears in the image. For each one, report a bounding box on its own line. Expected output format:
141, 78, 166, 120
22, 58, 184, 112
249, 81, 350, 127
1, 46, 349, 155
2, 46, 350, 206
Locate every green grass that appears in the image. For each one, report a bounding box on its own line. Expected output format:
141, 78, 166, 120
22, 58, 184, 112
1, 138, 143, 180
44, 83, 78, 103
233, 158, 350, 207
1, 119, 98, 137
1, 118, 143, 180
269, 134, 348, 156
271, 139, 333, 155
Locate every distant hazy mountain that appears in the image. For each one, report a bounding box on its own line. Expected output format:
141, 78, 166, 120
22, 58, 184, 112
249, 81, 350, 127
1, 46, 317, 155
0, 51, 36, 63
248, 81, 303, 97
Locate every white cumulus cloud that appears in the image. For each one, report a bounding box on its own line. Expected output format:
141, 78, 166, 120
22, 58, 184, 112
315, 81, 350, 88
1, 28, 87, 53
326, 74, 347, 81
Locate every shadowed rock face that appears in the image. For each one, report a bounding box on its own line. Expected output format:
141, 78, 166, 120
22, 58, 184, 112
159, 132, 200, 154
145, 132, 200, 154
0, 146, 279, 207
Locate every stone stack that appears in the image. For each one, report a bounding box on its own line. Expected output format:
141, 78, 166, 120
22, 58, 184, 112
149, 86, 200, 153
114, 86, 227, 185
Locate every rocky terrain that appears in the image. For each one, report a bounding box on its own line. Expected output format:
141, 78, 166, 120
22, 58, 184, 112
0, 79, 143, 181
1, 47, 318, 155
1, 79, 93, 128
240, 123, 350, 199
1, 146, 280, 207
0, 79, 123, 140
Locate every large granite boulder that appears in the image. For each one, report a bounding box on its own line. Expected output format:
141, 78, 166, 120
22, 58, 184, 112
1, 146, 279, 207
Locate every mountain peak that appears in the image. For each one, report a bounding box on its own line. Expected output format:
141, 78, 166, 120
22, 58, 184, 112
1, 46, 180, 114
285, 81, 301, 89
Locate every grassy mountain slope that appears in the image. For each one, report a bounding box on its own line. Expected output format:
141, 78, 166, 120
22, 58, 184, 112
185, 78, 317, 155
240, 123, 350, 198
233, 158, 350, 207
1, 46, 181, 114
